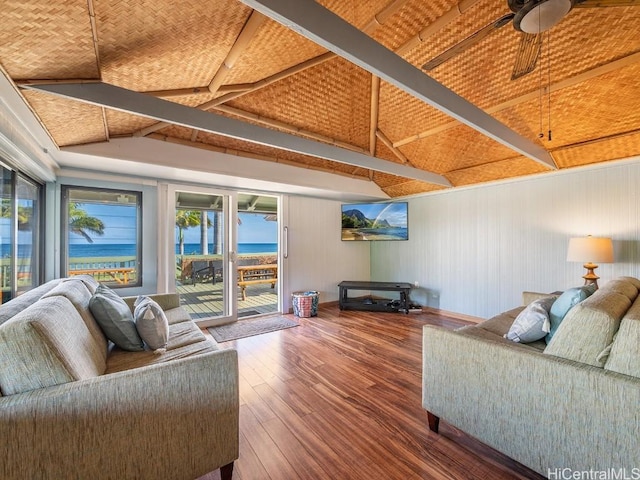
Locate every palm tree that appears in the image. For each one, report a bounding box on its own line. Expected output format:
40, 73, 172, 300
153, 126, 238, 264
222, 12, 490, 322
68, 202, 104, 243
1, 200, 33, 231
176, 210, 202, 255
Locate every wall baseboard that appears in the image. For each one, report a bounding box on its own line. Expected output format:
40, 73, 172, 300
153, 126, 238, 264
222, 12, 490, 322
421, 306, 484, 324
294, 300, 483, 324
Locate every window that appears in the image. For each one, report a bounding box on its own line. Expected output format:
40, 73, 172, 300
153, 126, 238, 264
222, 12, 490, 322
62, 186, 142, 288
0, 163, 43, 303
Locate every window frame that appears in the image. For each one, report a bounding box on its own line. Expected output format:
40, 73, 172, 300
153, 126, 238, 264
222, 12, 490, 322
61, 185, 143, 288
0, 161, 44, 302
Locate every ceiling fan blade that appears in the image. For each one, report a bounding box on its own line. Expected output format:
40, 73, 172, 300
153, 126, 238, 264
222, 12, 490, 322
511, 32, 543, 80
422, 13, 515, 72
574, 0, 639, 7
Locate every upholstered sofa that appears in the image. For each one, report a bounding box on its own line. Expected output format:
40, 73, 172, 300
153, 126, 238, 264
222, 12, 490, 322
422, 276, 640, 476
0, 276, 239, 480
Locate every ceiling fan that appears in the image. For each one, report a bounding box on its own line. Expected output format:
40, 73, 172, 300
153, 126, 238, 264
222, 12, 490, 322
422, 0, 639, 80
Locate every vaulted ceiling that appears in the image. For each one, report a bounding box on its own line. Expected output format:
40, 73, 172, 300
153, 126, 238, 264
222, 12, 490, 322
2, 0, 640, 197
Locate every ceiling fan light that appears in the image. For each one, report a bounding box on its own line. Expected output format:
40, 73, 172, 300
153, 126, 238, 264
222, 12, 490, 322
517, 0, 572, 34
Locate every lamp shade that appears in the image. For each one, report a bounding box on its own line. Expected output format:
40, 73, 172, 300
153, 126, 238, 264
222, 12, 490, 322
567, 236, 614, 264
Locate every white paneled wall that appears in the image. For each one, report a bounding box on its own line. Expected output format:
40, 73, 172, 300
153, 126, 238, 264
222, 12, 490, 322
371, 159, 640, 319
286, 196, 370, 307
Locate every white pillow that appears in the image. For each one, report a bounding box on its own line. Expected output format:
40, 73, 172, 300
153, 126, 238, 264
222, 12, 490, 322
133, 296, 169, 353
505, 296, 558, 343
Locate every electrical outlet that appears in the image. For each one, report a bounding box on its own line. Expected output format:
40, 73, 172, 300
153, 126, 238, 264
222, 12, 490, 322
414, 281, 419, 288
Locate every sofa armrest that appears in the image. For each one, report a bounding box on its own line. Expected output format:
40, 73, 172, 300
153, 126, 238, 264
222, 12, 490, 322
0, 349, 239, 480
521, 290, 557, 305
123, 292, 181, 311
422, 325, 640, 475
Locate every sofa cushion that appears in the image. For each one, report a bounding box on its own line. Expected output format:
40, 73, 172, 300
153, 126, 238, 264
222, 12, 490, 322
134, 296, 169, 352
0, 296, 105, 395
106, 321, 216, 373
0, 278, 63, 326
505, 296, 557, 343
605, 295, 640, 378
544, 289, 631, 367
42, 278, 108, 368
89, 284, 144, 351
63, 274, 99, 294
600, 278, 638, 301
546, 284, 596, 343
477, 307, 523, 337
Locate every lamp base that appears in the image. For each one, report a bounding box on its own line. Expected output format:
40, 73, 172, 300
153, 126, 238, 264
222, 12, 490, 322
582, 262, 599, 289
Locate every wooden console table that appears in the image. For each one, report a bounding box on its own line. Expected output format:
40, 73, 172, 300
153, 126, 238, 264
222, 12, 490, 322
338, 280, 412, 313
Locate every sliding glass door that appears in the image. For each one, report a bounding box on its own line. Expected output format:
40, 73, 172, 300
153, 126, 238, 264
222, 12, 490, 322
169, 186, 281, 325
174, 189, 233, 323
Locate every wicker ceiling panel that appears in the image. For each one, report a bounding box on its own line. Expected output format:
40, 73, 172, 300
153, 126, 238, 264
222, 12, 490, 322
377, 80, 452, 144
371, 171, 446, 196
105, 110, 158, 138
222, 19, 327, 86
398, 124, 521, 174
553, 132, 640, 170
2, 0, 640, 198
445, 156, 549, 187
406, 2, 640, 110
22, 91, 106, 147
495, 64, 640, 149
1, 2, 97, 79
319, 0, 392, 30
95, 0, 250, 90
228, 57, 372, 150
369, 0, 455, 51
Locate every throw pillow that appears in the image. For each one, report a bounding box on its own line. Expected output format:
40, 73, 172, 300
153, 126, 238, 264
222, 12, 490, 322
89, 284, 144, 351
546, 284, 597, 343
504, 295, 558, 343
133, 296, 169, 353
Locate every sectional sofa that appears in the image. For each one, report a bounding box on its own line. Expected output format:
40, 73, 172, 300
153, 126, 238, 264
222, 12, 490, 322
422, 276, 640, 476
0, 276, 239, 480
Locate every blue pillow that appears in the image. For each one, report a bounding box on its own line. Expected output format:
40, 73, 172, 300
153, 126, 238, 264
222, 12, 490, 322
545, 284, 597, 343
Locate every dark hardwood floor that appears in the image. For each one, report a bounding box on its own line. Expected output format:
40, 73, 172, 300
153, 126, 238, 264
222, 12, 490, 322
199, 305, 544, 480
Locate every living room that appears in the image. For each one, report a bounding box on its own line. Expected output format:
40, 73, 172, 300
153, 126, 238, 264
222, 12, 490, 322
1, 1, 640, 478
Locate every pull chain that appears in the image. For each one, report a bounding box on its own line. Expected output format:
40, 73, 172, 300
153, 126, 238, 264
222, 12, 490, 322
547, 30, 552, 142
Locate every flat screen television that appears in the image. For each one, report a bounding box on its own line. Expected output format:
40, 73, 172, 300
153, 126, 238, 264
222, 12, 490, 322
341, 202, 408, 241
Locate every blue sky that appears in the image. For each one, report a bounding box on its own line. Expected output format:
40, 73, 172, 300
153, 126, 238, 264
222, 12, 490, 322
181, 212, 277, 244
342, 202, 408, 228
70, 204, 277, 244
69, 203, 137, 244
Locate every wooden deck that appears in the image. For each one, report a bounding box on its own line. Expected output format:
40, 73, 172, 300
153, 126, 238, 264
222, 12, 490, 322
177, 281, 278, 319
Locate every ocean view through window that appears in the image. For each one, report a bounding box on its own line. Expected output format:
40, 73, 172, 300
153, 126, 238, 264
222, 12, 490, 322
62, 186, 142, 288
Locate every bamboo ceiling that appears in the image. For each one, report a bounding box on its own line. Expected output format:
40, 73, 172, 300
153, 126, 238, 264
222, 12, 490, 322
2, 0, 640, 197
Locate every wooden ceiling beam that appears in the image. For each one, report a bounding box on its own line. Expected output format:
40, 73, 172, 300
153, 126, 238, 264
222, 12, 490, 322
240, 0, 556, 170
369, 76, 380, 155
376, 129, 413, 167
24, 82, 452, 186
396, 0, 483, 56
146, 132, 371, 180
208, 10, 266, 94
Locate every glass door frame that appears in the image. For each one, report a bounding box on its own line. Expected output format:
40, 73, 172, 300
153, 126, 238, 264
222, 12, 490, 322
162, 183, 238, 326
160, 183, 287, 326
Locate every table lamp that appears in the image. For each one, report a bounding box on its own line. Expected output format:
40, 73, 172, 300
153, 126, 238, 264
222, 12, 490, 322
566, 236, 614, 289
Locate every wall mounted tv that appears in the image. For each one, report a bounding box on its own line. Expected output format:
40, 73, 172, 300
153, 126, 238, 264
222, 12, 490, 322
341, 202, 408, 241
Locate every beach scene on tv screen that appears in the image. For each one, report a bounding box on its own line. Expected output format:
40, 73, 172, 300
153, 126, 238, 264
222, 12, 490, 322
341, 202, 408, 241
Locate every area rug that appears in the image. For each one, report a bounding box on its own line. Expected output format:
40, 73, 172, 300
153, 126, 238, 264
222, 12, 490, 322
207, 316, 299, 342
